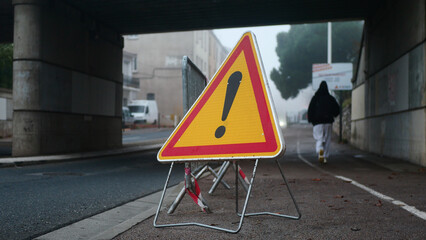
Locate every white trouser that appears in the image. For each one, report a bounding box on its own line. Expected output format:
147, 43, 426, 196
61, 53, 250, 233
313, 124, 332, 158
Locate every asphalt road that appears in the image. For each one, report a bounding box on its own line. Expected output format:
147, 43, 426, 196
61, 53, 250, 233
0, 128, 174, 157
0, 150, 183, 240
122, 128, 173, 145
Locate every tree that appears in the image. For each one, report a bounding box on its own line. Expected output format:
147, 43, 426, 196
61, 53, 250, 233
0, 44, 13, 89
271, 22, 363, 100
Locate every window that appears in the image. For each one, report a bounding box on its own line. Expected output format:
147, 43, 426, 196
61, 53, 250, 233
123, 60, 131, 76
147, 93, 155, 100
132, 56, 137, 71
129, 106, 145, 113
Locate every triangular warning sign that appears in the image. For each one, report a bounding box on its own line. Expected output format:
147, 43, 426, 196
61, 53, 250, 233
158, 32, 284, 162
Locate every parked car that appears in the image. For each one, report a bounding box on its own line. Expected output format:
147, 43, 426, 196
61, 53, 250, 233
128, 100, 158, 124
122, 107, 134, 128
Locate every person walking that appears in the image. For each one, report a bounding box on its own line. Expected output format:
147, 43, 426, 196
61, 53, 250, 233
307, 81, 340, 164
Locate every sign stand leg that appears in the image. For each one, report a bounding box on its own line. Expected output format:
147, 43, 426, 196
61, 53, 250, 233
167, 164, 207, 214
194, 164, 228, 188
154, 162, 175, 226
237, 159, 301, 220
232, 161, 249, 192
154, 159, 260, 233
208, 161, 231, 194
167, 185, 186, 215
235, 161, 240, 213
216, 161, 228, 177
209, 161, 250, 195
168, 163, 226, 214
209, 165, 231, 190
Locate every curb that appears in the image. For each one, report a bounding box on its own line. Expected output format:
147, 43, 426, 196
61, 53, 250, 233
34, 163, 220, 240
35, 165, 220, 240
35, 182, 185, 240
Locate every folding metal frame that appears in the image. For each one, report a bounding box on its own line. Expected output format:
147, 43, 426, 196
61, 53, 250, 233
236, 159, 302, 220
209, 161, 249, 194
153, 159, 301, 233
167, 163, 230, 214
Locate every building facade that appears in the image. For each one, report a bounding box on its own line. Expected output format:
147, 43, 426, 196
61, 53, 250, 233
0, 88, 12, 138
124, 30, 228, 126
122, 51, 140, 107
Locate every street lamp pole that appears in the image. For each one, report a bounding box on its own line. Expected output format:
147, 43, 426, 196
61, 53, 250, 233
328, 22, 332, 64
328, 22, 343, 143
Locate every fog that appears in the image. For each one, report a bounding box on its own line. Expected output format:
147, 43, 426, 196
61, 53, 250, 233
214, 25, 315, 121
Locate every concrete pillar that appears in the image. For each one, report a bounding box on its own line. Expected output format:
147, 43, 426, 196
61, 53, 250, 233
12, 0, 123, 156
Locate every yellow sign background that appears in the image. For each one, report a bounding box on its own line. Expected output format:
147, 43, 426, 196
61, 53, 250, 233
175, 52, 265, 147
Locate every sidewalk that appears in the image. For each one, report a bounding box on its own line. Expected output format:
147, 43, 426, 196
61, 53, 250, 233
111, 124, 425, 240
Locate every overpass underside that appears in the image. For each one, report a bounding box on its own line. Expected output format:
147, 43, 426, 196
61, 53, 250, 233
4, 0, 426, 166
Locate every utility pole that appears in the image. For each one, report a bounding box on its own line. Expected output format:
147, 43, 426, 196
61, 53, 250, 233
328, 22, 343, 143
328, 22, 332, 64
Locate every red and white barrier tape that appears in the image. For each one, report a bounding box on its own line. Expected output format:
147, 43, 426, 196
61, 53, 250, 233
238, 165, 250, 185
184, 167, 209, 212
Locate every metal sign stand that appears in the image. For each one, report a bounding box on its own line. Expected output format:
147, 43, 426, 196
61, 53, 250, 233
168, 161, 249, 214
167, 163, 230, 214
155, 33, 300, 233
236, 159, 301, 220
209, 161, 249, 194
153, 159, 301, 233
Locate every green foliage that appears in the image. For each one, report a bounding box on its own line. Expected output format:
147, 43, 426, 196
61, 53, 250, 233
0, 44, 13, 89
342, 97, 351, 109
271, 21, 363, 100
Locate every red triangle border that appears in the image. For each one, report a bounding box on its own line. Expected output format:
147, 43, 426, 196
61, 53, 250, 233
161, 35, 279, 158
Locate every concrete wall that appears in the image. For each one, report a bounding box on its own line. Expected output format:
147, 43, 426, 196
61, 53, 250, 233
12, 0, 123, 156
333, 104, 351, 143
351, 0, 426, 166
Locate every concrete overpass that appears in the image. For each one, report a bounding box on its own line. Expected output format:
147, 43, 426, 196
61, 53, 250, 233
0, 0, 424, 166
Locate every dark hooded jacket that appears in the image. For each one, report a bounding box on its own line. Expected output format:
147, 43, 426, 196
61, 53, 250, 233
308, 81, 340, 125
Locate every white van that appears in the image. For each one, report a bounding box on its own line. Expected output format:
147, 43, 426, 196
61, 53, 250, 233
128, 100, 158, 124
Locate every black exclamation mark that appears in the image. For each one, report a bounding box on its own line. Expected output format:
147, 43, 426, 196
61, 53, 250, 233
215, 71, 242, 138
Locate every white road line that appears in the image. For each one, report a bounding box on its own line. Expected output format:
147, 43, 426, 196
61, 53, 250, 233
296, 141, 426, 221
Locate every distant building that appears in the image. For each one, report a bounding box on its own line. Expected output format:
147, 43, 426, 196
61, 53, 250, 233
123, 30, 228, 126
298, 109, 308, 124
0, 88, 12, 138
122, 51, 140, 107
